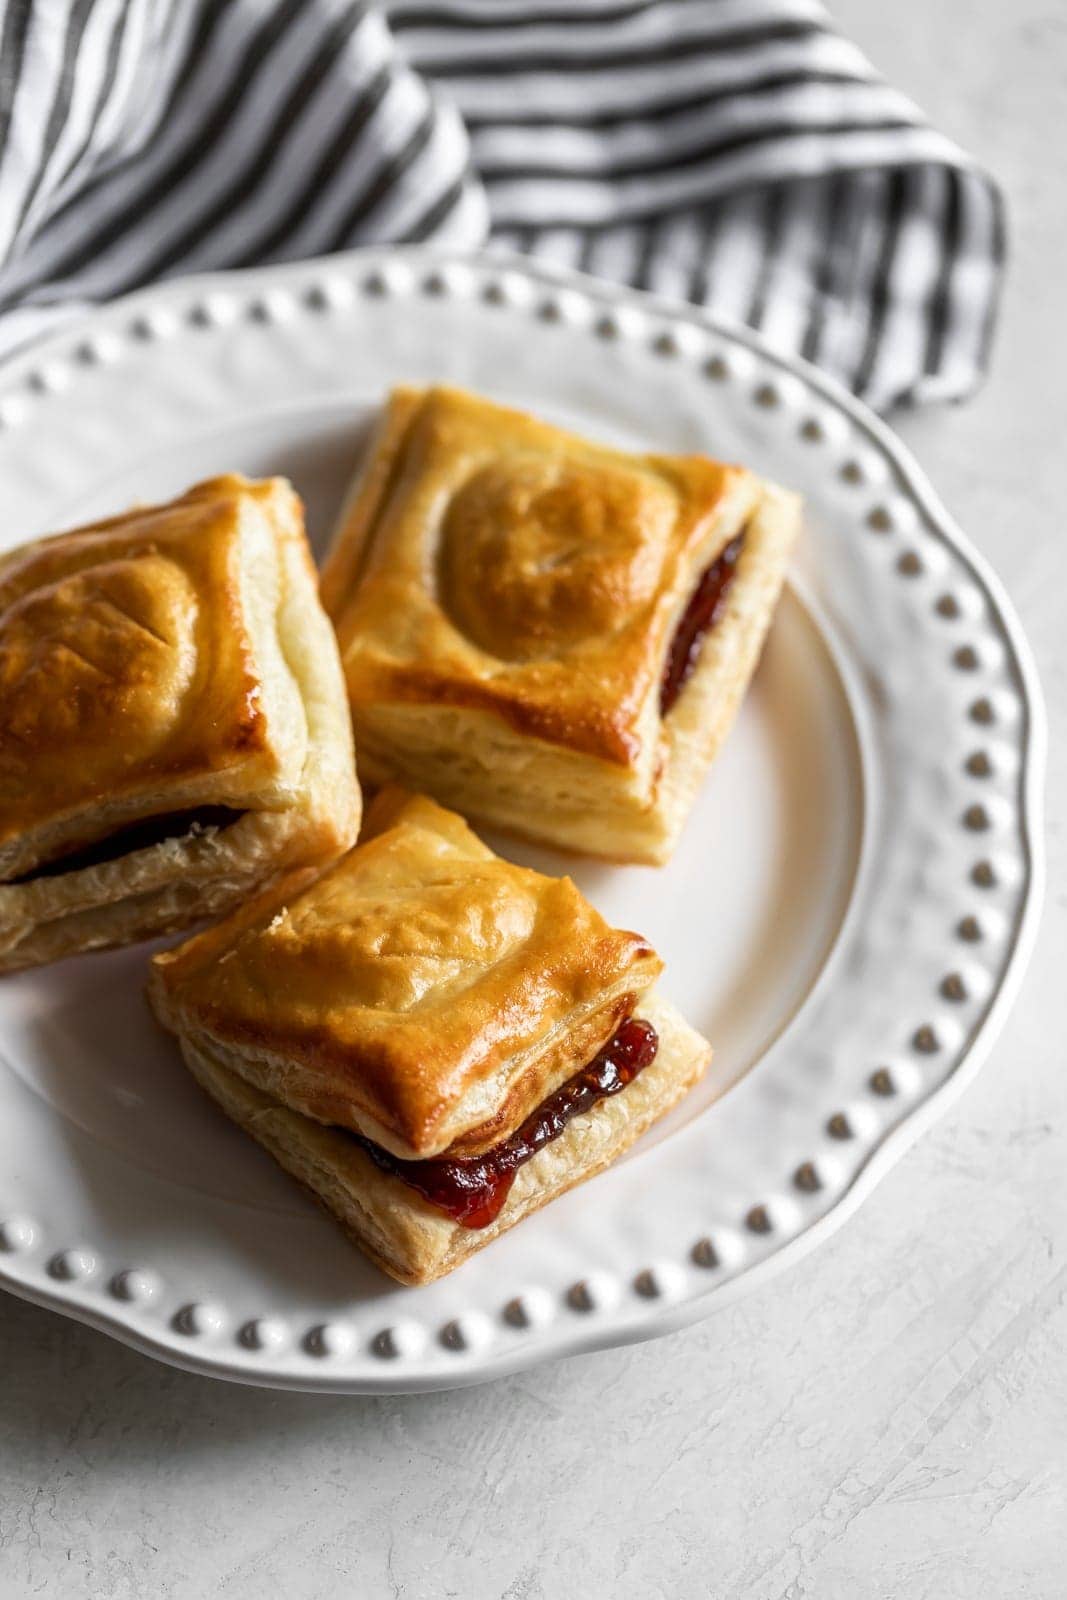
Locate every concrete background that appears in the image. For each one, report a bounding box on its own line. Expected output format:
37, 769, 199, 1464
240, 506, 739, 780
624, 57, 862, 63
2, 4, 1065, 1596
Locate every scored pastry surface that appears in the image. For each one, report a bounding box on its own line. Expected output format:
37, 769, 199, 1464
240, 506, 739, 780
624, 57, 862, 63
321, 385, 799, 864
149, 788, 663, 1163
0, 474, 360, 971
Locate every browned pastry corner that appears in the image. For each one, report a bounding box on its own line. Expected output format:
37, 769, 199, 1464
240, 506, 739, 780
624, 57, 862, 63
0, 475, 360, 971
149, 788, 711, 1284
321, 385, 799, 864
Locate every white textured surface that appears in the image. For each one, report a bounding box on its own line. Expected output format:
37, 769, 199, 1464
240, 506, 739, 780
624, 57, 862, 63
1, 2, 1065, 1593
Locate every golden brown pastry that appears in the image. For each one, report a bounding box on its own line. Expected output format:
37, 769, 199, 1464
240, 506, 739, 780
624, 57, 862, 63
321, 385, 799, 865
149, 789, 711, 1284
0, 475, 360, 971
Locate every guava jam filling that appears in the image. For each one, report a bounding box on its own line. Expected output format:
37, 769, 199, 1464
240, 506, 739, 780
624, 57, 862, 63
11, 805, 246, 884
660, 533, 744, 715
356, 1018, 660, 1228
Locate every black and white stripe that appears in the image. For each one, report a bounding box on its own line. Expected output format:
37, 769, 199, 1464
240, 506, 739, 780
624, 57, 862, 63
0, 0, 1003, 409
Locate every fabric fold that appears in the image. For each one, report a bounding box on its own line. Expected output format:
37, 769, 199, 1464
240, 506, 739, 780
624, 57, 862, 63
0, 0, 1003, 409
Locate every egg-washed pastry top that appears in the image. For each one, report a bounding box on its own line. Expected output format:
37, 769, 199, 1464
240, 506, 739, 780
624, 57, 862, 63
0, 474, 336, 882
321, 384, 761, 769
148, 789, 663, 1162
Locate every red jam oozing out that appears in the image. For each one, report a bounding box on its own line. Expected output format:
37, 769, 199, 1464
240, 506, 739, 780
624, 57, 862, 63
357, 1018, 660, 1229
659, 534, 744, 716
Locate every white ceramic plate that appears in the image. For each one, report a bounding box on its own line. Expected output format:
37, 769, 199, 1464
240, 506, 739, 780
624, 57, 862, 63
0, 250, 1044, 1392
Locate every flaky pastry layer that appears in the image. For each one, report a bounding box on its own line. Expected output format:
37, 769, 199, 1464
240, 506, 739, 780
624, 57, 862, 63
178, 990, 711, 1285
149, 789, 662, 1161
0, 476, 360, 971
347, 484, 798, 865
321, 385, 798, 865
322, 385, 759, 772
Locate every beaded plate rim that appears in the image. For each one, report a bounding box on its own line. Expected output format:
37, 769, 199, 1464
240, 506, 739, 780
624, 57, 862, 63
0, 247, 1045, 1392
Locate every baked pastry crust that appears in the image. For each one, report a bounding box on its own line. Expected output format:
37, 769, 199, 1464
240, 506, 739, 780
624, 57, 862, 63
0, 475, 360, 971
149, 788, 663, 1162
177, 989, 710, 1285
321, 385, 799, 865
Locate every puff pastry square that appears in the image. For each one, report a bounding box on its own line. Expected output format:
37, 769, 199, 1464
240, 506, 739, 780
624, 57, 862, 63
0, 475, 360, 972
321, 385, 799, 865
149, 789, 710, 1284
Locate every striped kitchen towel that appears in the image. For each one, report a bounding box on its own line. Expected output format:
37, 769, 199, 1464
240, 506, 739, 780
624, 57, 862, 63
0, 0, 1003, 410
